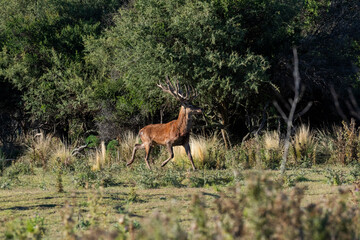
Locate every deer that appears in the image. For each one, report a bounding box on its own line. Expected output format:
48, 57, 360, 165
127, 76, 202, 170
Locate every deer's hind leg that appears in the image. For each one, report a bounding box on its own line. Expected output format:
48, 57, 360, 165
127, 143, 144, 167
144, 144, 152, 170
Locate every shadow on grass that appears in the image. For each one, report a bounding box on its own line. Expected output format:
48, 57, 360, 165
0, 204, 58, 211
201, 192, 220, 199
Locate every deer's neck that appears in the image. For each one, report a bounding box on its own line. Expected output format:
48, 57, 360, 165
176, 106, 192, 136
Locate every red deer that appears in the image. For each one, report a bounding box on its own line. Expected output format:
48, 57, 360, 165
127, 76, 202, 170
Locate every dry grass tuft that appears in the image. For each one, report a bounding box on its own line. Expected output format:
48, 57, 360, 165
24, 132, 59, 168
264, 131, 281, 150
50, 144, 75, 167
117, 131, 140, 162
291, 125, 317, 167
91, 141, 107, 171
262, 131, 282, 169
173, 134, 224, 169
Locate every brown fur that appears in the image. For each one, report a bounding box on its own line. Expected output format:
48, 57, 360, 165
127, 105, 202, 170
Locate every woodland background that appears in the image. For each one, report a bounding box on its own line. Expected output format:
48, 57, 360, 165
1, 1, 360, 239
0, 0, 359, 155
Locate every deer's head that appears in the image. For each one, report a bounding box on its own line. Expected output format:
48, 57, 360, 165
157, 76, 202, 115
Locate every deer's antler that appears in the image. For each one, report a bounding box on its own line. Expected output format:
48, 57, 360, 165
157, 76, 197, 102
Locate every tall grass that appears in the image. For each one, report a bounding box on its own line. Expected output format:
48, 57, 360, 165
24, 132, 59, 169
117, 131, 140, 163
332, 120, 359, 165
11, 122, 360, 174
173, 134, 225, 169
50, 144, 75, 168
262, 131, 283, 169
316, 129, 334, 164
291, 125, 317, 167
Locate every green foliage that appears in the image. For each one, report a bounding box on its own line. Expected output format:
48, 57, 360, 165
127, 187, 139, 203
325, 168, 346, 186
85, 0, 302, 131
0, 0, 125, 140
131, 174, 360, 239
4, 160, 33, 177
350, 163, 360, 182
130, 164, 240, 189
86, 135, 100, 148
72, 159, 119, 188
0, 160, 33, 189
55, 158, 64, 193
132, 165, 161, 189
106, 139, 119, 161
5, 215, 46, 240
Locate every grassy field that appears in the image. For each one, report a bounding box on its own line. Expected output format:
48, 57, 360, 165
1, 126, 360, 239
0, 166, 353, 239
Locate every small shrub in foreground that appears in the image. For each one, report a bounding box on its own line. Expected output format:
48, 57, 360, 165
4, 215, 46, 240
135, 174, 360, 239
57, 174, 360, 239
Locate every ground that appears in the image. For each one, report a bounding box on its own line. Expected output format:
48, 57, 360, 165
0, 167, 348, 239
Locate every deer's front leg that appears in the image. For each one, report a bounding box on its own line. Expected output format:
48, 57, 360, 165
184, 142, 196, 171
161, 142, 174, 167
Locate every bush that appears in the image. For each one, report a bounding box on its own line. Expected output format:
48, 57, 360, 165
239, 138, 259, 168
325, 168, 347, 186
4, 215, 46, 240
49, 144, 75, 170
85, 135, 100, 148
4, 160, 33, 177
72, 160, 119, 188
332, 120, 359, 165
107, 139, 120, 162
117, 131, 140, 163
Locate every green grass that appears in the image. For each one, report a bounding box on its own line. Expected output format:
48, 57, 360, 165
0, 166, 352, 239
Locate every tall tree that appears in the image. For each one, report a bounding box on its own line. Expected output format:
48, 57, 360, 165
85, 0, 302, 140
0, 0, 125, 141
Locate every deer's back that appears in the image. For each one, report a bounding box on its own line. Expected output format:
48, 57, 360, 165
139, 120, 187, 146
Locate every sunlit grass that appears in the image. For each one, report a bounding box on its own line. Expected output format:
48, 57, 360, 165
118, 131, 140, 162
291, 125, 317, 166
173, 134, 223, 169
23, 132, 59, 168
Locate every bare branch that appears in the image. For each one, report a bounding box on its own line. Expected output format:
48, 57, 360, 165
275, 47, 312, 175
294, 102, 313, 120
273, 100, 288, 121
330, 85, 349, 122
